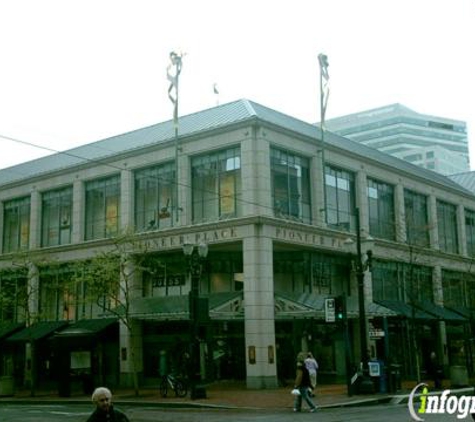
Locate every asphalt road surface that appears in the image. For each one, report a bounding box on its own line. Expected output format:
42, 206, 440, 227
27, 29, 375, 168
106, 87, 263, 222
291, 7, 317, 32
1, 403, 475, 421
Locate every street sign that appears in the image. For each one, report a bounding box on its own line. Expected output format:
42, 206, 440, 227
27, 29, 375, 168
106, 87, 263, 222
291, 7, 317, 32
325, 298, 335, 322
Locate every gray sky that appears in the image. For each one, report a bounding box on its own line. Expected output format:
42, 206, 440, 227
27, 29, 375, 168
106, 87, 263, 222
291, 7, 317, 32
0, 0, 474, 171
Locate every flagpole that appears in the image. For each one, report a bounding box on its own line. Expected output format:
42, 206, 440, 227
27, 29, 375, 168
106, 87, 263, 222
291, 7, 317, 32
318, 53, 329, 225
167, 51, 183, 223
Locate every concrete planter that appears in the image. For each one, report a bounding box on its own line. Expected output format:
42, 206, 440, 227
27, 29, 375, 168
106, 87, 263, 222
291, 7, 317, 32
0, 376, 14, 397
450, 365, 469, 387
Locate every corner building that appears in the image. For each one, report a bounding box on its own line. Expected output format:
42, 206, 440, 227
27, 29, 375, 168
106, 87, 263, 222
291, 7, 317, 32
1, 99, 475, 392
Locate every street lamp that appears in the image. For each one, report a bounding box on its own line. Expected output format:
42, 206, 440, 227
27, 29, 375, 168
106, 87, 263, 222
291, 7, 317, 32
182, 241, 208, 399
344, 207, 374, 394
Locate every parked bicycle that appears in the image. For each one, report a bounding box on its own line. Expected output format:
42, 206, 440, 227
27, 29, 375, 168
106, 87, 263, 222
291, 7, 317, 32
159, 373, 188, 398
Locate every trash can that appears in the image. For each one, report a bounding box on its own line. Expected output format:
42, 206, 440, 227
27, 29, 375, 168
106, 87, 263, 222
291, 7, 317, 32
388, 363, 401, 393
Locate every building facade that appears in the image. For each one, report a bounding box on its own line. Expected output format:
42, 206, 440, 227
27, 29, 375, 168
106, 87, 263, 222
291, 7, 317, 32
1, 99, 475, 394
325, 103, 469, 176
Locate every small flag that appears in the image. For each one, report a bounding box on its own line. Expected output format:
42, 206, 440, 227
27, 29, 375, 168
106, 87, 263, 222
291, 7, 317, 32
167, 51, 183, 128
318, 53, 330, 124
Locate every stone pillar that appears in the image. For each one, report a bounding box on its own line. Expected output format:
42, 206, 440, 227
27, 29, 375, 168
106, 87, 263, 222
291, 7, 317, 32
119, 255, 143, 386
311, 154, 326, 227
395, 184, 407, 243
120, 169, 134, 233
433, 266, 448, 367
428, 195, 439, 250
457, 204, 467, 256
241, 129, 272, 217
177, 150, 190, 226
243, 228, 277, 388
29, 190, 41, 249
356, 171, 370, 237
72, 179, 84, 244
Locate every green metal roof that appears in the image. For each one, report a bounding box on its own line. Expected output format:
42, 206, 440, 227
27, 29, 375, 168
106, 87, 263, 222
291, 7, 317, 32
0, 99, 471, 197
6, 320, 69, 342
0, 322, 24, 341
53, 318, 118, 337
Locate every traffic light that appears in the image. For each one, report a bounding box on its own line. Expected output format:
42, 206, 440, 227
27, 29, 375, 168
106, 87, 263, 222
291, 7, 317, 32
335, 295, 346, 321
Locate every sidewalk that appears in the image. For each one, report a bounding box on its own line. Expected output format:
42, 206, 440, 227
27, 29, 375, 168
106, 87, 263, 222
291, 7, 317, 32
0, 380, 395, 410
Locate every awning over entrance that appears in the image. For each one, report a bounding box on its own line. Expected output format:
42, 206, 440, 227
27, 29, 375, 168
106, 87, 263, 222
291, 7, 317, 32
447, 306, 475, 320
128, 292, 244, 321
416, 301, 467, 322
53, 318, 118, 338
0, 322, 25, 341
6, 320, 69, 342
375, 300, 436, 320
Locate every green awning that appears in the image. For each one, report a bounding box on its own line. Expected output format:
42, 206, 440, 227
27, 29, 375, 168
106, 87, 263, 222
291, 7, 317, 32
375, 300, 436, 320
53, 318, 118, 337
0, 322, 25, 341
416, 301, 467, 322
7, 321, 69, 342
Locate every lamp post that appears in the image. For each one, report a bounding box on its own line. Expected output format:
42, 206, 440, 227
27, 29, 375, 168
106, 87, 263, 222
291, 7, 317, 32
182, 241, 208, 399
345, 207, 374, 394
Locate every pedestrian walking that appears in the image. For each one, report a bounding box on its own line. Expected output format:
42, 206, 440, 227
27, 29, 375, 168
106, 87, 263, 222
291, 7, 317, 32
86, 387, 130, 422
305, 352, 319, 397
292, 351, 317, 412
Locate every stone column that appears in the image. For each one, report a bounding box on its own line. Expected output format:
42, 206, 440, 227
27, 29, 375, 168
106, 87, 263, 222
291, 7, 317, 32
29, 190, 41, 249
241, 128, 272, 217
72, 179, 84, 244
457, 204, 467, 256
356, 171, 370, 237
243, 227, 277, 388
120, 169, 134, 233
395, 184, 407, 243
177, 151, 190, 226
311, 154, 326, 227
432, 266, 448, 367
428, 195, 439, 250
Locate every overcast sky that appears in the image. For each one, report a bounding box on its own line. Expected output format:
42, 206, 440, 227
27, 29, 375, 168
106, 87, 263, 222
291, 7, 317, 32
0, 0, 474, 172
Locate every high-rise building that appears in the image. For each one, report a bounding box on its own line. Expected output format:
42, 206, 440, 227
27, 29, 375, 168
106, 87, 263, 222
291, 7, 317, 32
325, 103, 469, 176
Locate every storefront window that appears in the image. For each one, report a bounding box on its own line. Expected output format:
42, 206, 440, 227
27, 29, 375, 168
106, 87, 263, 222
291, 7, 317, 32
192, 147, 241, 223
404, 189, 429, 247
2, 197, 30, 253
367, 178, 395, 240
271, 148, 311, 223
135, 162, 175, 232
41, 187, 73, 247
325, 165, 355, 231
85, 175, 120, 240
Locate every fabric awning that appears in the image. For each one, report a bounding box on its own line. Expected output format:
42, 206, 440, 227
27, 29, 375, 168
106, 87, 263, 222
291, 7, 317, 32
53, 318, 118, 337
375, 300, 436, 320
7, 321, 69, 342
416, 301, 467, 322
0, 322, 25, 341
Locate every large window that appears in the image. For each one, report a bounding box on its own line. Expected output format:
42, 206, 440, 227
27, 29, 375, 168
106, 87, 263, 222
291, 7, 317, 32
367, 178, 395, 240
465, 209, 475, 258
192, 147, 242, 223
0, 270, 27, 322
325, 166, 355, 231
404, 189, 429, 247
41, 187, 73, 247
135, 163, 175, 232
372, 261, 432, 302
437, 200, 458, 254
85, 176, 120, 240
270, 148, 310, 223
2, 197, 30, 253
442, 270, 466, 308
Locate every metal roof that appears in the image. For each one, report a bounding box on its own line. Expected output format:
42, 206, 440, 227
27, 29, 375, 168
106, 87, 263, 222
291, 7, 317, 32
448, 171, 475, 195
0, 99, 471, 196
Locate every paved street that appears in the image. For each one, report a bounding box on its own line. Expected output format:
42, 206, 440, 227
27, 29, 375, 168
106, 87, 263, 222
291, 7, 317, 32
2, 403, 475, 421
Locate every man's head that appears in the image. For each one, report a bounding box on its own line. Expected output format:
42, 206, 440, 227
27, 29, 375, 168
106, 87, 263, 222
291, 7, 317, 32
92, 387, 112, 412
